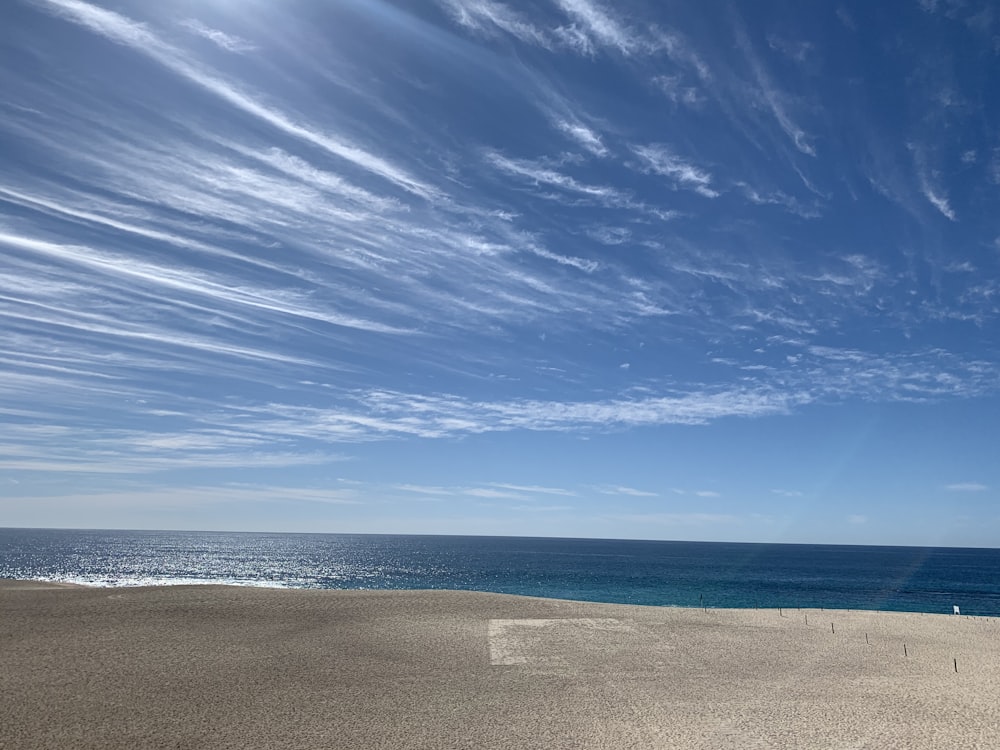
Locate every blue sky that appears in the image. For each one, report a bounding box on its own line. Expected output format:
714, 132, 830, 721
2, 0, 999, 545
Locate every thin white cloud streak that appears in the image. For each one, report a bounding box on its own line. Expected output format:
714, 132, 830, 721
735, 182, 820, 218
595, 485, 658, 497
464, 487, 524, 498
39, 0, 439, 200
490, 483, 577, 496
631, 144, 719, 197
439, 0, 551, 48
218, 386, 803, 445
0, 230, 411, 335
394, 482, 572, 499
554, 119, 608, 157
1, 292, 316, 367
734, 25, 815, 157
5, 343, 999, 476
180, 19, 256, 53
920, 181, 956, 221
529, 245, 599, 273
0, 185, 269, 267
554, 0, 635, 55
485, 150, 625, 200
395, 484, 455, 495
945, 483, 988, 492
5, 484, 362, 512
186, 345, 1000, 444
0, 447, 339, 474
909, 143, 956, 221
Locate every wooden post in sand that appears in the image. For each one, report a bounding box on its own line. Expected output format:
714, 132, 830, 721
954, 658, 958, 673
904, 643, 908, 657
865, 632, 869, 645
831, 622, 835, 634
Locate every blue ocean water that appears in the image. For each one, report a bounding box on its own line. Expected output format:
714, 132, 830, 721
2, 528, 999, 616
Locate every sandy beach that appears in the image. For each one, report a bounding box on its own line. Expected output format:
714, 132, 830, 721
2, 580, 998, 749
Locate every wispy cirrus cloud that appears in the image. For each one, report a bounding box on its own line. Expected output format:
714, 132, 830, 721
771, 489, 804, 497
490, 483, 577, 496
908, 141, 957, 220
0, 230, 411, 335
554, 0, 635, 55
919, 176, 957, 220
394, 482, 572, 500
733, 23, 816, 157
945, 482, 988, 492
180, 19, 256, 53
594, 485, 658, 497
631, 144, 719, 197
38, 0, 439, 200
437, 0, 551, 47
653, 74, 704, 107
554, 118, 609, 157
484, 150, 624, 200
18, 340, 989, 472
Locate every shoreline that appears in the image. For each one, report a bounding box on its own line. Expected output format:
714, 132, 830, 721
4, 581, 999, 748
2, 577, 992, 619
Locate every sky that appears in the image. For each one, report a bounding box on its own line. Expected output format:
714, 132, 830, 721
1, 0, 999, 546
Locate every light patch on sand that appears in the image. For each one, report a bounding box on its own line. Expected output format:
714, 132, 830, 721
488, 617, 629, 665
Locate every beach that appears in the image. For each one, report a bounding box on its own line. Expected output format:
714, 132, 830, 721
2, 580, 998, 749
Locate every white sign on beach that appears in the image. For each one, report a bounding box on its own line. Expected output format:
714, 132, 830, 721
953, 605, 960, 615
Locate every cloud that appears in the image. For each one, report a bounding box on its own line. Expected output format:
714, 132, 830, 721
395, 484, 455, 495
554, 119, 608, 157
693, 490, 720, 497
3, 484, 361, 519
920, 182, 956, 221
438, 0, 551, 47
631, 144, 719, 197
767, 35, 813, 64
180, 19, 255, 53
39, 0, 439, 200
735, 25, 816, 156
594, 485, 658, 496
586, 226, 631, 245
464, 487, 525, 498
653, 75, 704, 106
771, 489, 804, 497
554, 0, 635, 55
910, 143, 957, 220
490, 483, 577, 496
945, 482, 988, 492
485, 150, 625, 201
736, 182, 820, 218
847, 514, 868, 525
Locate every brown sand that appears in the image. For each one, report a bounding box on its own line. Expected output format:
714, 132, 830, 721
2, 580, 999, 749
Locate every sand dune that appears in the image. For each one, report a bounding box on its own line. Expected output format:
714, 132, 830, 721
2, 580, 998, 749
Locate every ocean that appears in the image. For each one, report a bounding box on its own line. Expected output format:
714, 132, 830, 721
2, 528, 999, 616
